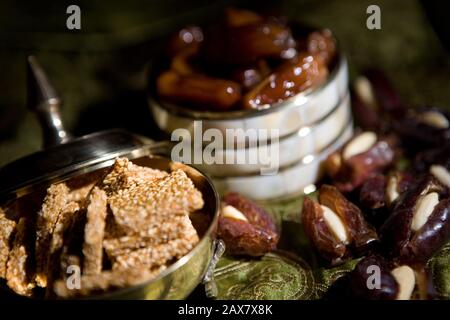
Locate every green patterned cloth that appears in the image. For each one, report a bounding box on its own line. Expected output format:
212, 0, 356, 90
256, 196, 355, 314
213, 195, 450, 299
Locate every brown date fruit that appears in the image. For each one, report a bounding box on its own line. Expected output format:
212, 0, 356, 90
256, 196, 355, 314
218, 192, 279, 256
307, 29, 336, 66
348, 255, 399, 300
201, 20, 296, 66
170, 46, 199, 75
243, 53, 328, 109
359, 175, 387, 210
351, 76, 383, 132
393, 108, 450, 151
364, 69, 406, 117
301, 185, 378, 265
380, 175, 450, 264
325, 132, 397, 193
157, 71, 241, 110
167, 25, 204, 57
348, 255, 433, 300
224, 7, 263, 27
230, 60, 271, 89
360, 171, 413, 210
359, 172, 413, 230
412, 144, 450, 175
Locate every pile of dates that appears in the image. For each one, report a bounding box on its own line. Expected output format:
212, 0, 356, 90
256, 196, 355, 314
156, 7, 336, 111
302, 71, 450, 300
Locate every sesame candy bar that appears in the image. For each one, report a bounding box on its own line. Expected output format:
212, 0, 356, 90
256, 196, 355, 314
59, 249, 81, 281
103, 214, 197, 258
6, 218, 34, 296
100, 157, 167, 196
53, 265, 166, 298
112, 228, 199, 271
0, 208, 16, 279
108, 169, 204, 233
46, 201, 80, 291
66, 168, 108, 203
82, 187, 107, 275
35, 183, 70, 287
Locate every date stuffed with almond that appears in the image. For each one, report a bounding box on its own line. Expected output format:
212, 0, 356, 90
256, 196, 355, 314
347, 255, 434, 300
218, 192, 279, 256
380, 174, 450, 264
301, 185, 378, 265
325, 131, 398, 193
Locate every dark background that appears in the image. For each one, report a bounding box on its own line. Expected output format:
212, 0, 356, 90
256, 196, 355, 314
1, 0, 450, 167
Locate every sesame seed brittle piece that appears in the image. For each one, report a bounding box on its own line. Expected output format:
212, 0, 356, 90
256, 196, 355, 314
112, 226, 199, 271
0, 208, 16, 279
103, 214, 197, 258
6, 218, 35, 296
108, 169, 204, 233
100, 157, 167, 196
82, 187, 108, 275
45, 201, 80, 291
35, 183, 70, 288
53, 265, 166, 298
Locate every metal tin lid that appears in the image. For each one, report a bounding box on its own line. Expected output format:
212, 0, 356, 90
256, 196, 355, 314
0, 56, 164, 201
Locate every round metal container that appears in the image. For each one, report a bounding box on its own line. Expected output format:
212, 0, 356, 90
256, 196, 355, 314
0, 56, 222, 300
211, 122, 353, 200
191, 92, 351, 177
148, 46, 351, 199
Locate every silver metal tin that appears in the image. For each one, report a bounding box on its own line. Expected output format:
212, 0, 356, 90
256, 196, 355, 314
149, 56, 349, 143
211, 122, 353, 200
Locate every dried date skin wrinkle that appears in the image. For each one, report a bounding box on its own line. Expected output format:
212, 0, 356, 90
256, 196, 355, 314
218, 192, 279, 256
381, 175, 450, 263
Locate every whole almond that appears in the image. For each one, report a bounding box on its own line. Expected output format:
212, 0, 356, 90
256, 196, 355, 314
221, 205, 248, 222
391, 265, 415, 300
386, 175, 400, 205
411, 192, 439, 232
320, 205, 349, 244
419, 111, 449, 129
430, 165, 450, 188
342, 132, 377, 160
354, 76, 378, 111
